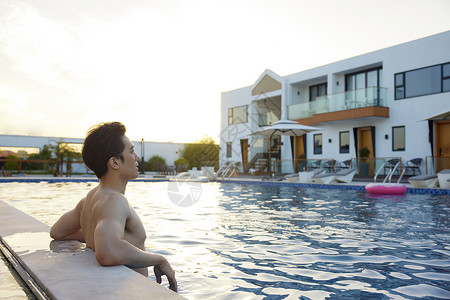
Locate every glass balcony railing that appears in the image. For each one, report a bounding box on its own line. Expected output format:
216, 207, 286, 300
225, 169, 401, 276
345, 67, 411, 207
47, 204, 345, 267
288, 87, 387, 120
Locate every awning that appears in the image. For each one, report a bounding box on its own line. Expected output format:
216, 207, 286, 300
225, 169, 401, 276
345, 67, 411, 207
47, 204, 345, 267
420, 109, 450, 121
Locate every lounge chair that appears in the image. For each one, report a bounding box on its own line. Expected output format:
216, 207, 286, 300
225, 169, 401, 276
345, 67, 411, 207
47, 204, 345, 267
289, 168, 326, 183
285, 173, 299, 183
323, 159, 335, 172
312, 170, 334, 184
384, 158, 401, 175
408, 174, 438, 188
337, 159, 351, 170
334, 168, 356, 183
437, 169, 450, 188
405, 158, 422, 175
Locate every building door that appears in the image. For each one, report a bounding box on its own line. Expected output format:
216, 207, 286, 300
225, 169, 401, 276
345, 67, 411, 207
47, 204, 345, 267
294, 136, 306, 172
358, 127, 375, 176
240, 139, 248, 170
435, 121, 450, 172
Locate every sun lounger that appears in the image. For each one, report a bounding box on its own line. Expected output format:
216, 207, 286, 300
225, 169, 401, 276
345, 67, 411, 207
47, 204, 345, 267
312, 172, 335, 184
408, 174, 438, 188
285, 173, 299, 183
437, 169, 450, 188
334, 168, 356, 183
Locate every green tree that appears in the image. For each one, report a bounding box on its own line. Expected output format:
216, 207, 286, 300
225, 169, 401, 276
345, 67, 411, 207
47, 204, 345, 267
181, 135, 219, 170
59, 143, 82, 176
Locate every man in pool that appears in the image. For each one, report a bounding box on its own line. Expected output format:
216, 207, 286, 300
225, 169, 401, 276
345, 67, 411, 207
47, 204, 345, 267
49, 122, 177, 292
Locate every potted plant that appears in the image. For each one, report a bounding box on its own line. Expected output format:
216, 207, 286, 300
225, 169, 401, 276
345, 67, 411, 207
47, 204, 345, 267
359, 147, 370, 177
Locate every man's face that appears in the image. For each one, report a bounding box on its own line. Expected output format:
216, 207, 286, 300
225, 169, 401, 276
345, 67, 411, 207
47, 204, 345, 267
119, 135, 140, 179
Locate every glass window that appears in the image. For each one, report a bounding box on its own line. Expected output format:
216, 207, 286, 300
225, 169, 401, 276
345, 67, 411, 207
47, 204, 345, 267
444, 79, 450, 92
339, 131, 350, 154
405, 65, 441, 98
346, 67, 382, 91
228, 105, 248, 125
395, 73, 405, 99
313, 134, 322, 155
444, 63, 450, 92
392, 126, 405, 151
309, 83, 327, 101
396, 62, 450, 100
226, 142, 232, 158
395, 73, 404, 86
367, 70, 378, 87
443, 63, 450, 77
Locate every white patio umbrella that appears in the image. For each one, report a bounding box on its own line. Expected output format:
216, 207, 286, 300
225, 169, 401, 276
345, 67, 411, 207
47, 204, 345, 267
250, 120, 321, 177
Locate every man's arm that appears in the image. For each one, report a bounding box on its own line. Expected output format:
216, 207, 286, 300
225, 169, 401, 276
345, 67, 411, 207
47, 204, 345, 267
49, 198, 85, 242
94, 196, 177, 292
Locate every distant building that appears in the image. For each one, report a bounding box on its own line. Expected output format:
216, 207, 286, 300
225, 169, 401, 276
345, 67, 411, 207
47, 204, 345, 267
0, 134, 186, 174
220, 31, 450, 176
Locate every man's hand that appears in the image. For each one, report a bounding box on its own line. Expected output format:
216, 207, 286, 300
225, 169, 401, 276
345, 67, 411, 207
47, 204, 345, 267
154, 258, 177, 292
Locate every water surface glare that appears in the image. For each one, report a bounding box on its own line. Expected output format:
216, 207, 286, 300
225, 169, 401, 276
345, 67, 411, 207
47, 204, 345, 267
1, 181, 449, 299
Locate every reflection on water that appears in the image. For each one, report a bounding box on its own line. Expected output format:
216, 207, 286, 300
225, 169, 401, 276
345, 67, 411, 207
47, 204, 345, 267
1, 182, 449, 299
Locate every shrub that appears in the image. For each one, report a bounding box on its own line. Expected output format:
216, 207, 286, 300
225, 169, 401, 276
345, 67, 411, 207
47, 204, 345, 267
4, 154, 19, 170
147, 155, 167, 172
174, 158, 188, 172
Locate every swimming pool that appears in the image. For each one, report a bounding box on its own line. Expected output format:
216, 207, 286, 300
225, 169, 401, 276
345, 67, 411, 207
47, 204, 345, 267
1, 181, 449, 299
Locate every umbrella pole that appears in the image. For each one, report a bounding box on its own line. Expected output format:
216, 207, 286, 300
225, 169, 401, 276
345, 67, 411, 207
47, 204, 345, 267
269, 133, 274, 177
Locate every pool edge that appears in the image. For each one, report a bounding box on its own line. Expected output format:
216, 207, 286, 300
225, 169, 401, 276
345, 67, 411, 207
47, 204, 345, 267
0, 201, 185, 300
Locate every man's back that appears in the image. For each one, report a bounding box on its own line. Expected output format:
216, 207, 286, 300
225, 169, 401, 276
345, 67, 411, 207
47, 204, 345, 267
79, 185, 149, 275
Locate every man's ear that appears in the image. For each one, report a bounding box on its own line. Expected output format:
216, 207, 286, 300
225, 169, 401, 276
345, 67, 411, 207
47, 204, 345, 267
108, 157, 120, 170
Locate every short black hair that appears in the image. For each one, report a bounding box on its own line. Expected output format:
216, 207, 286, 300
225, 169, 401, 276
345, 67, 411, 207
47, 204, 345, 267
82, 122, 126, 178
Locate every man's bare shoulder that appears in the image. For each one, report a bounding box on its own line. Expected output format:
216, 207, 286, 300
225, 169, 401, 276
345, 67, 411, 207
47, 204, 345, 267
92, 187, 131, 219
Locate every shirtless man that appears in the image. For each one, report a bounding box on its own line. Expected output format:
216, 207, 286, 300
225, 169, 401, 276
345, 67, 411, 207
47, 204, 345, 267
49, 122, 177, 292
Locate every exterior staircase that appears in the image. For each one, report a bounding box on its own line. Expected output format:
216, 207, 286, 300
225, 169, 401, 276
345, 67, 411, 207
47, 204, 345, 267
243, 143, 282, 174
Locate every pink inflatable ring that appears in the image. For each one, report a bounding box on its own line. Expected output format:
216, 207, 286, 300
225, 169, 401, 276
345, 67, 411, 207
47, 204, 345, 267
365, 183, 407, 195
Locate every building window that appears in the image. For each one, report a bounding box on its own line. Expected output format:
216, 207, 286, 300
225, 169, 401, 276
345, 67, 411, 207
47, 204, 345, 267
314, 134, 322, 155
395, 62, 450, 100
346, 67, 382, 91
339, 131, 350, 153
392, 126, 405, 151
443, 63, 450, 92
395, 73, 404, 99
310, 83, 327, 101
226, 142, 232, 158
228, 105, 248, 125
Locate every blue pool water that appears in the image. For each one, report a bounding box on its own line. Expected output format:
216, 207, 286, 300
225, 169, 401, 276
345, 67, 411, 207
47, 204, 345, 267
1, 181, 449, 299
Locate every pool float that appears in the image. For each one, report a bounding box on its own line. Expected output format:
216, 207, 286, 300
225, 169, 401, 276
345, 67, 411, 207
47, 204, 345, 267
365, 183, 407, 195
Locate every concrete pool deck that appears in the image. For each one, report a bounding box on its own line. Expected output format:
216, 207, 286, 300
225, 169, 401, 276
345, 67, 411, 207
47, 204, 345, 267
0, 201, 184, 299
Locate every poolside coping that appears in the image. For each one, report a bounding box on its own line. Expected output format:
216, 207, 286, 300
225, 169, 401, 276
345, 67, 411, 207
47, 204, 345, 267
0, 201, 185, 300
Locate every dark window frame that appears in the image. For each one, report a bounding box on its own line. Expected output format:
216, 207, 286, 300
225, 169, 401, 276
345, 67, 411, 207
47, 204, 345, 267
339, 131, 350, 154
313, 133, 322, 155
392, 126, 405, 152
394, 62, 450, 100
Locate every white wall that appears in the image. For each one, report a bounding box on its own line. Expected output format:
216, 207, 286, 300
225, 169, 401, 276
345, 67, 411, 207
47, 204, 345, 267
220, 31, 450, 174
0, 134, 188, 167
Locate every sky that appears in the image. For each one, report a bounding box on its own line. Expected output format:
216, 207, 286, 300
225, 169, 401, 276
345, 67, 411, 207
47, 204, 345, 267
0, 0, 449, 143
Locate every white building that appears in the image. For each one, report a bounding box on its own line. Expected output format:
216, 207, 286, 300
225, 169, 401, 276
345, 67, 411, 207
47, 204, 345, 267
0, 134, 186, 174
220, 31, 450, 176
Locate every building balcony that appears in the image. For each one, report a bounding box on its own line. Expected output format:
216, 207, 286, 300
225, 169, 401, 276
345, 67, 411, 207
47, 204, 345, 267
287, 87, 389, 125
